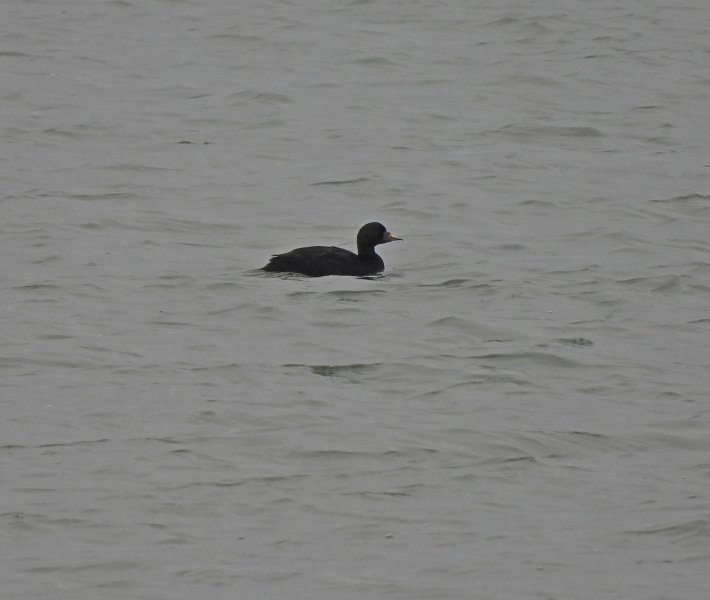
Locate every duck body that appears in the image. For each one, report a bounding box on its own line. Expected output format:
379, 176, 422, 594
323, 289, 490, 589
263, 245, 384, 277
262, 222, 400, 277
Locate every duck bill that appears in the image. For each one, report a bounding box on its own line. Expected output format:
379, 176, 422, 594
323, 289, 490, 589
383, 231, 402, 243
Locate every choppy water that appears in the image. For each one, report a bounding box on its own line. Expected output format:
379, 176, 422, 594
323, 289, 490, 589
3, 1, 710, 598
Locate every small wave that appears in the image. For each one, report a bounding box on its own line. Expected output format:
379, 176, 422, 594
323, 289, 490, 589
558, 337, 594, 347
310, 177, 369, 186
229, 90, 294, 104
284, 363, 381, 379
490, 123, 606, 139
616, 274, 686, 292
622, 518, 710, 546
471, 351, 585, 368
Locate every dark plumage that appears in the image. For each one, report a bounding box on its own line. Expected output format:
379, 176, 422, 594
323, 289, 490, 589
262, 222, 401, 277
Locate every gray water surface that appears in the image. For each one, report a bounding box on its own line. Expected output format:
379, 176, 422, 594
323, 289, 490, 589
3, 1, 710, 599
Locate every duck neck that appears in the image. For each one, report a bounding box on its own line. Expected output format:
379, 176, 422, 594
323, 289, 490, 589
357, 244, 378, 259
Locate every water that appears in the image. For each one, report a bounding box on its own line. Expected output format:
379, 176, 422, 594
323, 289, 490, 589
3, 1, 710, 598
